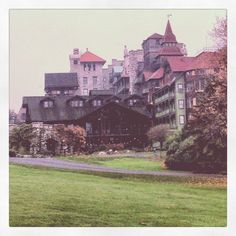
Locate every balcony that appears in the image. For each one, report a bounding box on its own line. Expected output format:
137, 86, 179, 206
154, 92, 175, 104
155, 108, 175, 118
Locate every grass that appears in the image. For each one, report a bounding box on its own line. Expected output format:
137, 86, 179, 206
10, 164, 227, 227
57, 155, 166, 171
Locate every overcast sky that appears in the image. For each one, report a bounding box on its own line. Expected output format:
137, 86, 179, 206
10, 9, 226, 112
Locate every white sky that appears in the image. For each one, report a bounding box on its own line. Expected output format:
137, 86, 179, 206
10, 9, 226, 111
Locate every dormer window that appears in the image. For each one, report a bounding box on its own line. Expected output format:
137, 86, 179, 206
44, 100, 53, 108
71, 100, 83, 107
128, 99, 137, 106
115, 99, 119, 103
93, 100, 102, 107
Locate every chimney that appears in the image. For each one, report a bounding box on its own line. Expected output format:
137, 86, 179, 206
73, 48, 79, 54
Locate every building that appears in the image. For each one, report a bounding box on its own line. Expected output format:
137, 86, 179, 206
152, 51, 218, 129
17, 18, 219, 155
69, 48, 107, 95
113, 46, 143, 96
106, 59, 124, 93
20, 73, 152, 152
44, 72, 78, 96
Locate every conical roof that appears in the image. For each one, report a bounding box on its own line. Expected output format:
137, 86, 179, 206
162, 20, 177, 43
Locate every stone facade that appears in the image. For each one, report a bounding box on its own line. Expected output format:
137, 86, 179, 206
69, 48, 106, 95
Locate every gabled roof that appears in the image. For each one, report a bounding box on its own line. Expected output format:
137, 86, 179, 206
45, 73, 78, 89
167, 57, 195, 72
78, 101, 151, 121
147, 33, 163, 40
80, 51, 106, 64
22, 94, 151, 123
106, 95, 122, 102
194, 51, 218, 69
149, 67, 164, 80
143, 71, 153, 81
22, 96, 88, 122
167, 51, 218, 72
162, 20, 177, 43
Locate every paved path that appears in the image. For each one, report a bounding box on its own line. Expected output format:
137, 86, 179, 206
9, 157, 224, 178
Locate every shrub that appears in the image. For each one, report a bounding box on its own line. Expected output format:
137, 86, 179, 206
9, 149, 17, 157
165, 135, 196, 171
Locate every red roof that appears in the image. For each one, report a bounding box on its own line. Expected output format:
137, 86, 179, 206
159, 46, 183, 56
143, 71, 153, 81
167, 57, 194, 72
167, 51, 218, 72
149, 68, 164, 79
80, 51, 106, 63
163, 20, 177, 43
194, 51, 218, 69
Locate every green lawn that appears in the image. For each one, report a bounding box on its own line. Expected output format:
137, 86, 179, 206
57, 155, 166, 171
10, 164, 227, 227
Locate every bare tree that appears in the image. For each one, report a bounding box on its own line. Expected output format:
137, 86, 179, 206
147, 124, 169, 157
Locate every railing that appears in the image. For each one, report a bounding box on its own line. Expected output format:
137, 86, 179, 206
142, 88, 149, 94
154, 92, 175, 104
155, 108, 175, 118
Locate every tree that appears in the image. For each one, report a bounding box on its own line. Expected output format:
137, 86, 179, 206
165, 17, 227, 173
9, 124, 35, 154
185, 17, 227, 173
147, 124, 169, 157
54, 124, 86, 154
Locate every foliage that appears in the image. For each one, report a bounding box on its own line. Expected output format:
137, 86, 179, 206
9, 149, 17, 157
147, 124, 169, 150
9, 124, 35, 152
165, 135, 197, 171
165, 17, 227, 174
54, 124, 86, 153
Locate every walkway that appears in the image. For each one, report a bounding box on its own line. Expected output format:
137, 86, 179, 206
9, 157, 225, 178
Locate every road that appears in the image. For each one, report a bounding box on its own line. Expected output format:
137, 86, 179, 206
9, 157, 224, 178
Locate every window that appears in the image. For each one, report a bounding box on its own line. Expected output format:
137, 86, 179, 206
93, 76, 97, 86
193, 97, 197, 106
73, 60, 78, 65
93, 100, 101, 107
83, 77, 88, 85
64, 90, 73, 95
83, 89, 88, 95
115, 99, 119, 103
86, 122, 92, 134
44, 100, 53, 108
179, 115, 185, 125
178, 99, 184, 109
177, 83, 184, 93
129, 100, 133, 106
88, 63, 91, 71
93, 63, 96, 71
52, 90, 60, 95
84, 64, 87, 71
187, 82, 193, 92
71, 100, 83, 107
